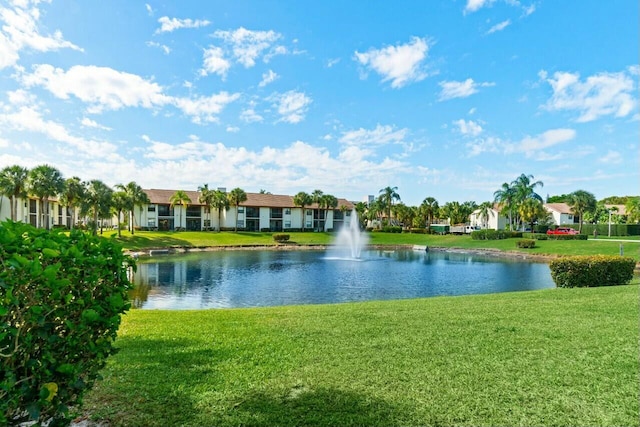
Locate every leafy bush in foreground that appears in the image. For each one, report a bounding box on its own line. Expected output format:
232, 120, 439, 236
549, 255, 635, 288
0, 221, 135, 426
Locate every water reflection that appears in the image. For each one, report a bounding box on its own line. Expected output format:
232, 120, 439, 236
130, 249, 555, 310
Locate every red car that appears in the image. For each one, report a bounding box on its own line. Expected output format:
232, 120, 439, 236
546, 227, 579, 235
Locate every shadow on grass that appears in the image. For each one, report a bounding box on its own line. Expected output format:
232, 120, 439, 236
228, 386, 410, 427
115, 234, 193, 250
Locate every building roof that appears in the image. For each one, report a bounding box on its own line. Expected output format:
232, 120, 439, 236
143, 189, 354, 210
544, 203, 574, 214
604, 204, 627, 216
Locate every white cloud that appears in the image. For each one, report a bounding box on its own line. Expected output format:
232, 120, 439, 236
145, 3, 153, 15
201, 46, 231, 78
599, 150, 622, 164
486, 19, 511, 34
7, 88, 35, 105
454, 119, 483, 136
0, 1, 82, 69
213, 27, 282, 68
226, 126, 240, 133
21, 64, 171, 112
271, 91, 312, 124
0, 105, 119, 159
464, 0, 495, 14
540, 68, 638, 122
81, 117, 112, 131
438, 78, 494, 101
354, 37, 430, 88
239, 108, 264, 123
466, 136, 502, 156
172, 92, 241, 124
327, 58, 341, 68
259, 69, 279, 87
339, 124, 408, 147
146, 41, 171, 54
155, 16, 210, 34
505, 128, 576, 158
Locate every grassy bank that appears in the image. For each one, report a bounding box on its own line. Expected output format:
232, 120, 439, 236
108, 230, 640, 260
83, 285, 639, 426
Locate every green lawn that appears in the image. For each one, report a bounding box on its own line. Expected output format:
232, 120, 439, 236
83, 285, 639, 426
107, 230, 640, 260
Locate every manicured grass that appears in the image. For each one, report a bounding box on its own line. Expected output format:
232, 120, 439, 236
109, 230, 640, 260
83, 285, 639, 426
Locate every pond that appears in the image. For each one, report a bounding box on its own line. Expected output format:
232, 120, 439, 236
129, 249, 555, 309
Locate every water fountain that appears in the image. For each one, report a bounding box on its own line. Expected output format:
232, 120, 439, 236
327, 209, 369, 260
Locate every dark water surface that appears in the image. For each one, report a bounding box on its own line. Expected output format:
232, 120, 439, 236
130, 249, 555, 309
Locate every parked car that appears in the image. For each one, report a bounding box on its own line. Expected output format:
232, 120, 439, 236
546, 227, 579, 235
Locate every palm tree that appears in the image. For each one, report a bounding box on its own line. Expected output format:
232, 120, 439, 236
493, 182, 516, 230
378, 186, 401, 224
82, 180, 113, 235
625, 197, 640, 223
511, 173, 543, 230
111, 191, 128, 237
227, 187, 247, 232
116, 182, 150, 235
212, 189, 230, 231
321, 194, 338, 231
0, 165, 29, 221
311, 189, 324, 231
27, 164, 65, 229
420, 197, 439, 231
293, 191, 313, 232
518, 198, 546, 233
477, 201, 495, 229
198, 184, 214, 230
59, 176, 85, 229
567, 190, 596, 233
169, 190, 192, 231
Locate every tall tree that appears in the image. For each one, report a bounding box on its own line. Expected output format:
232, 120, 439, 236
493, 182, 516, 230
568, 190, 597, 233
82, 180, 113, 235
477, 201, 495, 229
212, 189, 230, 231
321, 194, 338, 231
27, 164, 65, 229
378, 186, 401, 224
111, 191, 128, 237
420, 197, 439, 231
625, 197, 640, 223
116, 182, 150, 235
198, 184, 214, 229
293, 191, 313, 232
169, 190, 192, 231
518, 198, 546, 233
228, 187, 247, 232
0, 165, 29, 221
59, 176, 85, 229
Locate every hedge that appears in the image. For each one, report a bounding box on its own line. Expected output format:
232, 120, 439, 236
516, 239, 536, 249
579, 223, 640, 237
549, 255, 636, 288
471, 230, 523, 240
1, 221, 135, 426
273, 233, 290, 242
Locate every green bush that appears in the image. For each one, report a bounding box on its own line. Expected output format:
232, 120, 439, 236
549, 255, 636, 288
0, 221, 135, 426
407, 228, 427, 234
516, 239, 536, 249
273, 233, 290, 242
523, 233, 548, 240
381, 226, 402, 233
471, 229, 522, 240
546, 234, 588, 241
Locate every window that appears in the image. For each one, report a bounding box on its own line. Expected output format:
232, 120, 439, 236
186, 206, 201, 217
204, 219, 211, 227
148, 219, 156, 227
238, 207, 244, 213
284, 208, 291, 215
306, 209, 312, 216
237, 220, 245, 228
284, 221, 291, 228
246, 207, 259, 218
306, 221, 312, 228
271, 208, 283, 218
157, 204, 173, 216
148, 205, 156, 212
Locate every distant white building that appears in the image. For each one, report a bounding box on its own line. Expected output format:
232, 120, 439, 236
469, 204, 508, 230
544, 203, 578, 226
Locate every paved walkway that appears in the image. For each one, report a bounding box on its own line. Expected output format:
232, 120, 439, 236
589, 238, 640, 243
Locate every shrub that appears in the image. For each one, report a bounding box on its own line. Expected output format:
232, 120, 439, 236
471, 229, 521, 240
549, 255, 636, 288
273, 233, 290, 242
408, 228, 427, 234
523, 233, 548, 240
546, 234, 588, 241
516, 239, 536, 249
0, 220, 135, 426
381, 226, 402, 233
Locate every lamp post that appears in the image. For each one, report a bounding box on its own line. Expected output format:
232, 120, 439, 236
608, 209, 612, 237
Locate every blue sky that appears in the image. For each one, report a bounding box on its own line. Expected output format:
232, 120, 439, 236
0, 0, 637, 206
